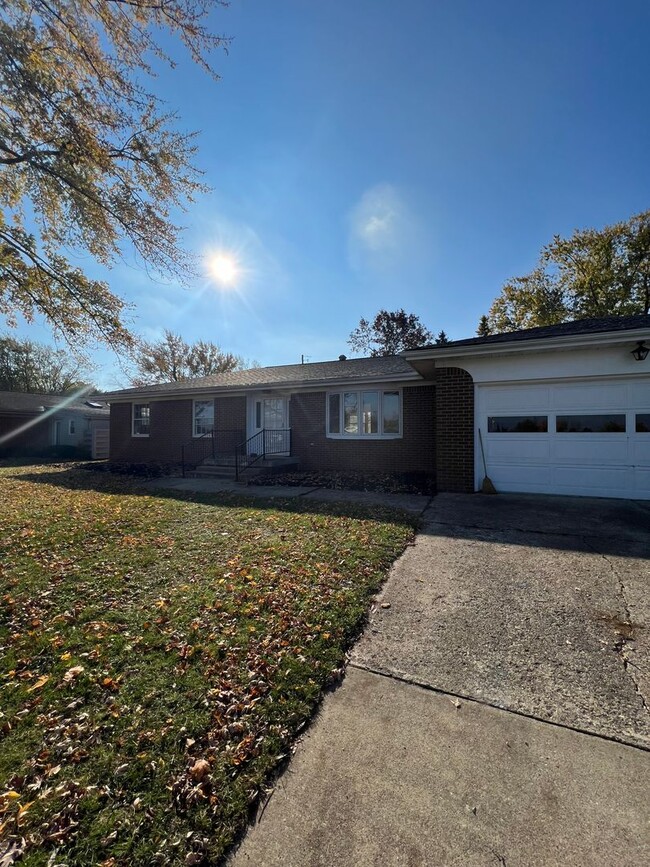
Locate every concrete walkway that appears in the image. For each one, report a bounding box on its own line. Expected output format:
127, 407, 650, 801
143, 475, 432, 514
230, 493, 650, 866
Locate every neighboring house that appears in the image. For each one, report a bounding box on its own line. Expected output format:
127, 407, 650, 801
0, 391, 110, 458
98, 314, 650, 500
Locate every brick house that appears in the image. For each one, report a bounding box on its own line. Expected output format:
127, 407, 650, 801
99, 315, 650, 499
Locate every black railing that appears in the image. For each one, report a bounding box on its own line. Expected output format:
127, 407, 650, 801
181, 428, 243, 477
234, 428, 291, 481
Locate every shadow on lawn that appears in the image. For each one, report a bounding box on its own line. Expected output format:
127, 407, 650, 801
9, 466, 421, 529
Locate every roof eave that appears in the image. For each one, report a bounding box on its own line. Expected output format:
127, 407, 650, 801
402, 326, 650, 362
96, 371, 422, 402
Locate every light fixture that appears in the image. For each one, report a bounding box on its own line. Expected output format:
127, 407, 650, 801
631, 341, 649, 362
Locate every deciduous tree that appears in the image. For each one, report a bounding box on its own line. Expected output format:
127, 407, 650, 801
0, 0, 228, 352
131, 330, 243, 385
485, 210, 650, 332
348, 309, 434, 356
0, 335, 93, 393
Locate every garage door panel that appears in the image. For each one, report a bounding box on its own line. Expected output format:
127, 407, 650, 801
550, 437, 630, 464
634, 467, 650, 494
477, 377, 650, 499
479, 385, 550, 412
486, 437, 550, 461
551, 382, 627, 410
632, 439, 650, 465
490, 465, 553, 490
550, 465, 631, 492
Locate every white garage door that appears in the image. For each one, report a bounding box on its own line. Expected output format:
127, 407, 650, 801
477, 378, 650, 499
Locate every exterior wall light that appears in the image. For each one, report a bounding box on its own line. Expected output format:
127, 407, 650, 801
631, 341, 650, 361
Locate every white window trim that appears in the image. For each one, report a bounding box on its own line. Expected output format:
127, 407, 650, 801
132, 402, 150, 438
326, 388, 403, 439
193, 398, 215, 438
68, 419, 76, 435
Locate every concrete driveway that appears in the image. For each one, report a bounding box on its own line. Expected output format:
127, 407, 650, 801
354, 493, 650, 748
231, 493, 650, 866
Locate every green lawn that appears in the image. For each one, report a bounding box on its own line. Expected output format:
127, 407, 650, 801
0, 464, 414, 866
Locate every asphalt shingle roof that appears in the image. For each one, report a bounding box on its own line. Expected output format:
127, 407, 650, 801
98, 355, 419, 399
0, 391, 109, 415
414, 314, 650, 351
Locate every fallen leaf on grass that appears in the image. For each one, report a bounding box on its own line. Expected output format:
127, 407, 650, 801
189, 760, 210, 782
63, 666, 84, 684
27, 675, 49, 692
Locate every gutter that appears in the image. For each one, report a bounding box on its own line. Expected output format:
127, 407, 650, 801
401, 327, 650, 362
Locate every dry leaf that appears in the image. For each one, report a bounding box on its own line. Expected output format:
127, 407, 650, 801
189, 759, 210, 782
63, 666, 84, 683
27, 674, 49, 692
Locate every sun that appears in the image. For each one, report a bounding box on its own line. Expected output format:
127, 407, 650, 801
207, 252, 239, 286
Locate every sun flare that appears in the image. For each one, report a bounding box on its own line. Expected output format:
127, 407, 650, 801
207, 252, 239, 286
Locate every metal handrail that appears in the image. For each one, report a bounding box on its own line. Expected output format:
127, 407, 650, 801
234, 428, 291, 482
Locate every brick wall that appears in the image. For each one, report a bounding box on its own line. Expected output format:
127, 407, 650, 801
213, 395, 246, 436
108, 378, 474, 492
434, 367, 474, 492
289, 385, 436, 476
109, 396, 247, 463
110, 399, 192, 462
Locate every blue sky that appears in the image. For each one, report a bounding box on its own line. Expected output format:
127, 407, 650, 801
13, 0, 650, 387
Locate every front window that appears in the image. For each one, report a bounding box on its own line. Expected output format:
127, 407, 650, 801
344, 392, 359, 433
327, 390, 402, 438
68, 419, 76, 435
193, 399, 214, 436
132, 403, 150, 437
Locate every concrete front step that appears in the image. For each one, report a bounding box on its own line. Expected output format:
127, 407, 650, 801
189, 456, 299, 481
188, 465, 263, 480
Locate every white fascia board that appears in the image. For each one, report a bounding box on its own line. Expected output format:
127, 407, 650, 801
402, 327, 650, 363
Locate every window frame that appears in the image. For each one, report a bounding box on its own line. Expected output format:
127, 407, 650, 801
68, 419, 76, 436
326, 388, 403, 439
131, 402, 151, 438
192, 398, 215, 438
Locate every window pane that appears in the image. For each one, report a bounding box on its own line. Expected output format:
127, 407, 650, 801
556, 414, 625, 433
194, 400, 214, 435
488, 416, 548, 433
133, 403, 150, 436
362, 391, 378, 433
636, 414, 650, 433
344, 392, 358, 433
263, 398, 284, 429
383, 391, 400, 434
328, 394, 340, 434
255, 401, 262, 429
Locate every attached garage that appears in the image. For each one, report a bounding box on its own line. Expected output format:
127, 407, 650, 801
404, 314, 650, 501
477, 378, 650, 499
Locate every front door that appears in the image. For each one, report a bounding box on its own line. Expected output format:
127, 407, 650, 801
249, 396, 289, 455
